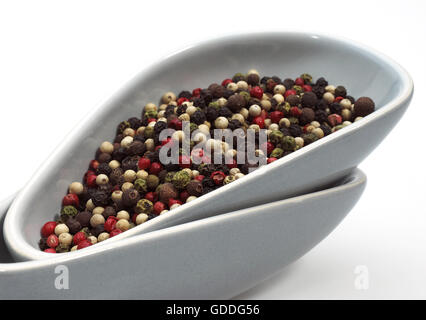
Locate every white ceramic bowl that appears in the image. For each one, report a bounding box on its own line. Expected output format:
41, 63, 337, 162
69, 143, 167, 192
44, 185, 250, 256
3, 32, 413, 261
0, 169, 366, 299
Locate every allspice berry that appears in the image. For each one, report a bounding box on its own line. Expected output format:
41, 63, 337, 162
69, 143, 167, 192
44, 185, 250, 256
186, 180, 203, 196
122, 188, 140, 207
226, 94, 246, 113
76, 211, 92, 228
158, 183, 178, 204
354, 97, 375, 117
301, 92, 318, 108
299, 108, 315, 125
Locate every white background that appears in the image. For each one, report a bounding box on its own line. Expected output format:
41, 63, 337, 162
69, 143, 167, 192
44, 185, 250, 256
0, 0, 425, 299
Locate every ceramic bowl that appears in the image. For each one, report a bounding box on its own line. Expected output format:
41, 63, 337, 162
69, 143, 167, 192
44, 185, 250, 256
0, 168, 366, 299
3, 32, 413, 261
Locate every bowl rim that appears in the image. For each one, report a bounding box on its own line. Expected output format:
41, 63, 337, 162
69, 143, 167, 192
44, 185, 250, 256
1, 167, 366, 269
3, 31, 414, 261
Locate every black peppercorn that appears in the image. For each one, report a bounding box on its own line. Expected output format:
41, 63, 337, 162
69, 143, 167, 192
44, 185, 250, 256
121, 155, 140, 172
116, 121, 130, 134
91, 224, 105, 237
208, 83, 225, 98
334, 85, 347, 98
329, 102, 342, 115
283, 78, 295, 90
39, 238, 48, 251
312, 85, 325, 99
315, 109, 328, 123
178, 90, 192, 99
102, 206, 116, 219
315, 77, 328, 87
91, 190, 110, 207
128, 117, 142, 130
320, 124, 332, 136
301, 92, 318, 108
96, 162, 112, 176
200, 89, 213, 104
289, 124, 303, 137
205, 106, 218, 122
218, 107, 233, 118
191, 110, 206, 125
97, 152, 111, 164
346, 95, 355, 104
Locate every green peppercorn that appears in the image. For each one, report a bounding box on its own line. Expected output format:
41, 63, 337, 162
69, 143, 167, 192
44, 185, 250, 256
117, 121, 130, 134
172, 170, 191, 190
301, 133, 318, 145
208, 101, 220, 110
288, 117, 299, 125
224, 175, 237, 185
281, 136, 296, 151
146, 174, 160, 190
61, 205, 78, 218
232, 72, 246, 82
270, 147, 284, 158
144, 110, 158, 119
300, 73, 313, 84
165, 172, 176, 183
135, 199, 153, 214
239, 91, 251, 103
134, 178, 148, 193
189, 122, 198, 132
293, 85, 303, 95
144, 126, 154, 138
269, 130, 284, 145
56, 243, 71, 253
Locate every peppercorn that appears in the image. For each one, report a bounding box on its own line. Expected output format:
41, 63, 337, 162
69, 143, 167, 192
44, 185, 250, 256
226, 94, 246, 113
135, 199, 153, 214
65, 217, 81, 235
269, 130, 284, 145
289, 124, 303, 137
157, 182, 178, 204
300, 73, 313, 84
334, 85, 347, 98
301, 92, 318, 108
122, 188, 140, 207
354, 97, 375, 117
90, 224, 105, 238
75, 211, 91, 228
61, 205, 78, 219
186, 180, 203, 196
146, 174, 160, 190
299, 108, 315, 125
281, 136, 296, 151
301, 133, 319, 145
172, 170, 191, 190
270, 148, 284, 158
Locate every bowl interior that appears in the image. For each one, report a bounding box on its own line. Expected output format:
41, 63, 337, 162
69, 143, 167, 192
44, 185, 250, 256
8, 32, 407, 252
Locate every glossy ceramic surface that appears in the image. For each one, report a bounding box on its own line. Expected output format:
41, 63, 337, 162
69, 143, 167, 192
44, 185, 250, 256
3, 32, 413, 261
0, 169, 366, 299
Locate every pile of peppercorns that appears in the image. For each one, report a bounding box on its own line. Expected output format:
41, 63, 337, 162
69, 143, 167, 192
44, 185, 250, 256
38, 70, 375, 253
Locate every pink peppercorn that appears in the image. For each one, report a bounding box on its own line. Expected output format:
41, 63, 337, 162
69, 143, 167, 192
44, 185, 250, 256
221, 79, 232, 87
290, 107, 302, 117
252, 116, 265, 129
328, 114, 343, 126
104, 216, 118, 233
145, 191, 158, 203
250, 86, 263, 99
44, 248, 56, 253
267, 157, 278, 164
41, 221, 57, 238
192, 88, 201, 97
194, 175, 204, 182
270, 111, 284, 124
284, 89, 297, 98
138, 157, 151, 170
211, 171, 226, 185
179, 190, 190, 203
109, 229, 122, 237
89, 160, 99, 171
169, 199, 182, 207
73, 231, 86, 245
77, 240, 92, 250
154, 201, 166, 215
302, 84, 312, 92
177, 97, 188, 105
294, 77, 304, 86
86, 174, 97, 188
62, 193, 79, 207
47, 234, 59, 248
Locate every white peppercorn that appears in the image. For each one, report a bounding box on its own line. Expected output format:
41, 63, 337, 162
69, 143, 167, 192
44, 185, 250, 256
59, 232, 73, 246
100, 141, 114, 154
136, 213, 148, 225
90, 214, 105, 228
69, 182, 84, 195
54, 224, 69, 236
